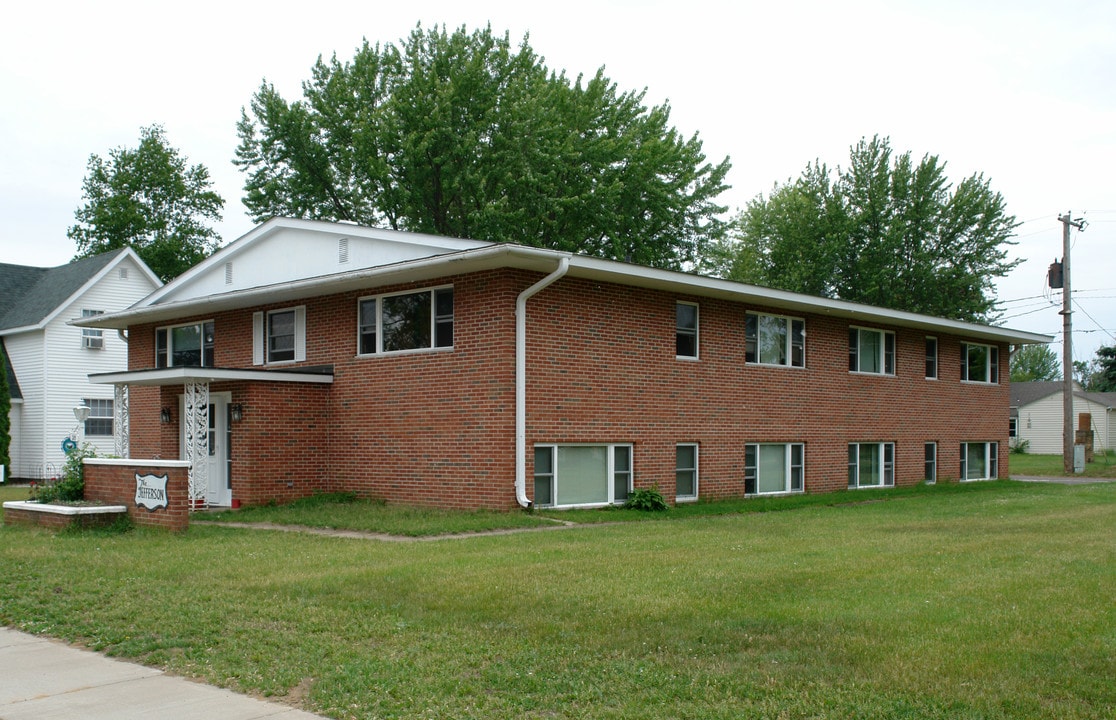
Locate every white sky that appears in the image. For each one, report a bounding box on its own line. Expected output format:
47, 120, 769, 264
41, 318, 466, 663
2, 0, 1113, 364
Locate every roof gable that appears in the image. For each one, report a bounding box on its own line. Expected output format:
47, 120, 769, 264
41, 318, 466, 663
0, 248, 161, 333
144, 217, 492, 307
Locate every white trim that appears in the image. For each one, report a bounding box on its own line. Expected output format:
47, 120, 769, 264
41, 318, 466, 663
516, 258, 570, 507
85, 458, 191, 468
72, 221, 1051, 347
88, 366, 334, 386
3, 500, 128, 515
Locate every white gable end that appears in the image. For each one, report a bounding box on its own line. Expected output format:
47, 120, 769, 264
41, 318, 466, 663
150, 219, 491, 305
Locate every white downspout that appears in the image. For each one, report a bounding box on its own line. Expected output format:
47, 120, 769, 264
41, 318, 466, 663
515, 257, 570, 507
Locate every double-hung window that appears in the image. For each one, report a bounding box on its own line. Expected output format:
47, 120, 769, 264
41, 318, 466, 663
848, 443, 895, 488
676, 444, 699, 500
745, 313, 805, 367
676, 302, 698, 359
849, 327, 895, 375
156, 321, 215, 368
81, 309, 104, 349
744, 443, 804, 494
924, 442, 937, 484
358, 287, 453, 355
533, 444, 632, 508
960, 442, 998, 480
925, 337, 938, 379
961, 343, 999, 384
252, 307, 306, 365
83, 398, 113, 436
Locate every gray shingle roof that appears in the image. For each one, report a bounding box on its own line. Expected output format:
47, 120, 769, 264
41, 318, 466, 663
0, 250, 126, 332
1011, 380, 1116, 410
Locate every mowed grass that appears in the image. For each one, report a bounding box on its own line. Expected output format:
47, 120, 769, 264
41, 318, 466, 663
197, 492, 560, 536
1, 481, 1113, 719
1008, 451, 1116, 478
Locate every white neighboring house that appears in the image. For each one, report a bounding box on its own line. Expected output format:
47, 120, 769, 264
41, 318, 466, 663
1010, 381, 1116, 454
0, 249, 162, 480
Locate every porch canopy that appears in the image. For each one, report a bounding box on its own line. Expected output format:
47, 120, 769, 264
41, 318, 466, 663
88, 366, 333, 509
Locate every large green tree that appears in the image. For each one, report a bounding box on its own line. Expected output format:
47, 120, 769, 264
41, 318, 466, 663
69, 125, 224, 281
707, 136, 1020, 321
1010, 344, 1060, 382
1081, 345, 1116, 392
234, 24, 731, 270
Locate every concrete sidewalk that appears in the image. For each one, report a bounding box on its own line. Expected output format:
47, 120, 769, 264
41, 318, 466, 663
0, 627, 327, 720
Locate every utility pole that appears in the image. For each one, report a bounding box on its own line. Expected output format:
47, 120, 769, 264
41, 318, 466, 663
1059, 212, 1085, 473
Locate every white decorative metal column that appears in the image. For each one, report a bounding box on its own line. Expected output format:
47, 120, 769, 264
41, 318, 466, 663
183, 381, 210, 509
113, 383, 129, 458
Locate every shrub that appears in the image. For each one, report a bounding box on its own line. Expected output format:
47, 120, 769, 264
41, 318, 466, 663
625, 486, 669, 512
30, 442, 95, 503
1009, 438, 1030, 454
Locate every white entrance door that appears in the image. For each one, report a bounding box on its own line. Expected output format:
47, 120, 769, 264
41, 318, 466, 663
180, 392, 231, 507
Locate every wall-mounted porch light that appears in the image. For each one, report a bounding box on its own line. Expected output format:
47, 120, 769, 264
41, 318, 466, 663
160, 407, 172, 424
230, 404, 244, 422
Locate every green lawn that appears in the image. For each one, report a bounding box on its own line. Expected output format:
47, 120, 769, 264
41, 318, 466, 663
0, 484, 30, 502
1007, 451, 1116, 478
2, 481, 1113, 719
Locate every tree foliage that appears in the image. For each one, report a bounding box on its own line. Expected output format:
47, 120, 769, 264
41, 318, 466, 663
1010, 344, 1060, 382
69, 125, 224, 281
1077, 346, 1116, 392
234, 24, 731, 270
707, 136, 1020, 321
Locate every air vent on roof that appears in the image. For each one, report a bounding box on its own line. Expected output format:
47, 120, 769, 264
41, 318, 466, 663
339, 237, 350, 264
119, 267, 129, 280
225, 262, 233, 285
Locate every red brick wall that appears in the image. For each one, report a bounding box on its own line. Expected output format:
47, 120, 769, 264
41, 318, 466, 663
84, 460, 190, 531
525, 277, 1009, 503
124, 269, 1010, 510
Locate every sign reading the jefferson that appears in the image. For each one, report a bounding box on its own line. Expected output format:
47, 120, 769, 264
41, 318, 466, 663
135, 473, 169, 511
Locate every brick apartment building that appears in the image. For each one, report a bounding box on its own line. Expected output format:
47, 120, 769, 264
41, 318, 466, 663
79, 218, 1051, 510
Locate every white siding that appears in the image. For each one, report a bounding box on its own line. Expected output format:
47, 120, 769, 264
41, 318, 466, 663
4, 331, 44, 477
157, 225, 489, 303
3, 254, 160, 479
1017, 392, 1115, 454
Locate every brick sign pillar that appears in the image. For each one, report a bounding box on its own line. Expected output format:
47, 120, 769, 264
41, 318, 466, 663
83, 458, 192, 531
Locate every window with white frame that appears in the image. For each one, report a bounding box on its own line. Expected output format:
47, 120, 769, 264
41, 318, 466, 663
83, 398, 113, 436
676, 444, 699, 500
849, 327, 895, 375
925, 337, 938, 379
848, 443, 895, 488
924, 442, 937, 484
252, 308, 306, 365
533, 444, 632, 507
962, 343, 999, 384
156, 321, 215, 368
1008, 417, 1018, 438
358, 287, 453, 355
960, 442, 998, 481
81, 310, 104, 349
676, 302, 698, 359
745, 443, 804, 494
745, 313, 805, 367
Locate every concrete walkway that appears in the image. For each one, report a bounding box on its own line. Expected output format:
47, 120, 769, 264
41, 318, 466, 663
0, 627, 327, 720
1011, 474, 1116, 485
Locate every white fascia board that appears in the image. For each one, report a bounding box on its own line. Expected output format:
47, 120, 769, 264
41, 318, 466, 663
76, 244, 559, 329
137, 217, 492, 308
88, 366, 334, 387
562, 256, 1053, 346
76, 237, 1051, 346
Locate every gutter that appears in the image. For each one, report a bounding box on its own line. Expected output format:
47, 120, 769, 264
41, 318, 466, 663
515, 257, 570, 508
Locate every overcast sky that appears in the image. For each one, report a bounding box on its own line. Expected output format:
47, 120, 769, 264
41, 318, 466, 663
2, 0, 1113, 364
